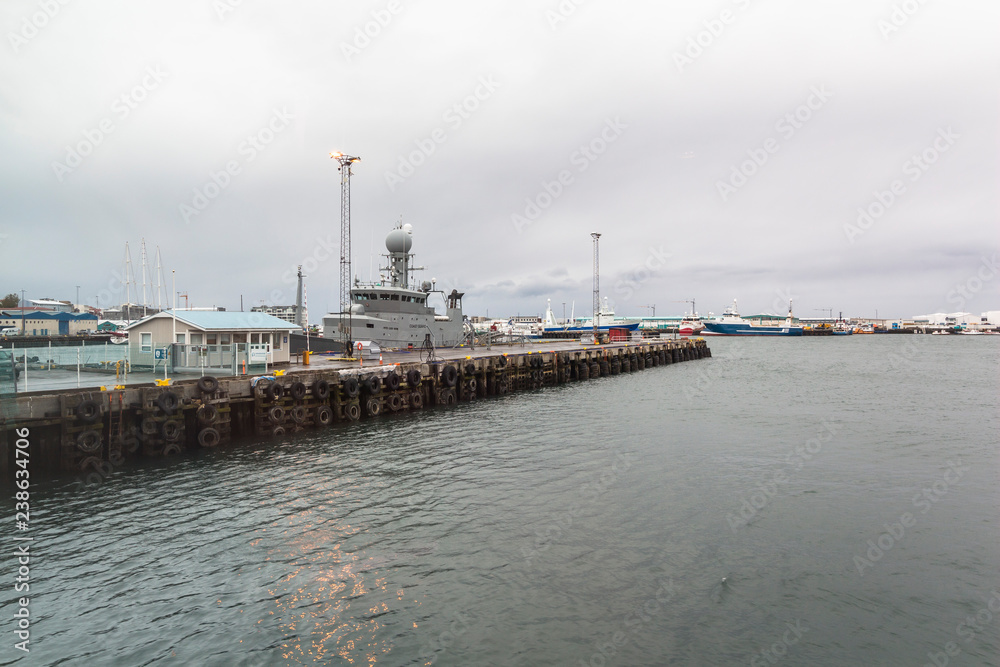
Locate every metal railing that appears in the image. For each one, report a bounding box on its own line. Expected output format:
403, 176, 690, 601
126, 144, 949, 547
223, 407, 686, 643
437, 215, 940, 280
2, 341, 130, 392
130, 343, 270, 376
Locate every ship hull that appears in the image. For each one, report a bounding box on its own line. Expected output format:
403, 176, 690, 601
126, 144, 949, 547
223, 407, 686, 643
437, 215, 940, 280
322, 311, 465, 349
701, 322, 803, 336
542, 322, 641, 335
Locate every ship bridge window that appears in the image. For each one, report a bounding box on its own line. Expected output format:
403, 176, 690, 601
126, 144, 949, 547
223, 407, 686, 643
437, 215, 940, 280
380, 293, 390, 300
390, 294, 399, 301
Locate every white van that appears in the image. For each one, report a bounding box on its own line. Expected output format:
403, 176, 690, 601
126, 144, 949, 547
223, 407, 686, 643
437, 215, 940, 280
0, 327, 18, 337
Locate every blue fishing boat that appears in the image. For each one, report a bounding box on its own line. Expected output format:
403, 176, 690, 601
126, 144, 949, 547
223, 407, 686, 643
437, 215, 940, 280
701, 300, 804, 336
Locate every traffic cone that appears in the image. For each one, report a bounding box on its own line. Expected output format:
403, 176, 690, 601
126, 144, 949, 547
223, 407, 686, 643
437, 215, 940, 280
379, 353, 383, 365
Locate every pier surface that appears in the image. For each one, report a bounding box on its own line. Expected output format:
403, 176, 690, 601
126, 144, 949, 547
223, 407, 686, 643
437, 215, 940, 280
1, 338, 710, 479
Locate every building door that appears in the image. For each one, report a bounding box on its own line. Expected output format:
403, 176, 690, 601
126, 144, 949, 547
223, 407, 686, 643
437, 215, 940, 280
59, 320, 69, 335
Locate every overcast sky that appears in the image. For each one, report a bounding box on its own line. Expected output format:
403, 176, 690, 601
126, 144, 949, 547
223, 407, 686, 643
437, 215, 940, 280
2, 0, 997, 321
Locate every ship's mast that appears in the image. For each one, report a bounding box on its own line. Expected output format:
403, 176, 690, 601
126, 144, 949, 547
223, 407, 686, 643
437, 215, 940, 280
380, 222, 425, 289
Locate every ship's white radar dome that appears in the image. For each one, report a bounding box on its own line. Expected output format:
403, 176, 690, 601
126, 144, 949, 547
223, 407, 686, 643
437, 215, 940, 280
385, 228, 412, 253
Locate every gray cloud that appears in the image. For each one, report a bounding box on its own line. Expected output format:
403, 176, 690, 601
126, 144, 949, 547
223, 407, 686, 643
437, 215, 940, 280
2, 0, 997, 321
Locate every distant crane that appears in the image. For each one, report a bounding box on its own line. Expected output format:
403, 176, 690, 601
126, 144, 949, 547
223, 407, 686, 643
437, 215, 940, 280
640, 305, 656, 317
673, 299, 696, 316
814, 308, 833, 319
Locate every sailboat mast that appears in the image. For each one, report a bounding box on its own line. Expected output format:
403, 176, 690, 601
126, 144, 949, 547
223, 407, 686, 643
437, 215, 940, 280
124, 242, 133, 324
155, 246, 163, 310
140, 238, 149, 317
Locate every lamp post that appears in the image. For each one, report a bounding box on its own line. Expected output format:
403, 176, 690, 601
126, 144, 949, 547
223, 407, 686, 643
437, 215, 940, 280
171, 270, 176, 377
20, 289, 25, 336
331, 151, 361, 356
591, 233, 601, 342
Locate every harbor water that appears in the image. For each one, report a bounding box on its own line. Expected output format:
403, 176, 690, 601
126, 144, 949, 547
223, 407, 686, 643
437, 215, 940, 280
3, 336, 999, 666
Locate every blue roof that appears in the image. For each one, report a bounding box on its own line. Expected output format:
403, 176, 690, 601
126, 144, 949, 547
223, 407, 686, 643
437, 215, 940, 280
127, 310, 298, 331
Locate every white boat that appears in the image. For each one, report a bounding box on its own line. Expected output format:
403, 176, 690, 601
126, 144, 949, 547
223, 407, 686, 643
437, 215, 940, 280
678, 316, 704, 336
322, 223, 466, 349
831, 322, 853, 336
505, 316, 543, 338
543, 297, 640, 335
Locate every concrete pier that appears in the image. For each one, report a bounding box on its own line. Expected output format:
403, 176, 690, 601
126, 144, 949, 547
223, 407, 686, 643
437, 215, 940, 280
0, 338, 710, 478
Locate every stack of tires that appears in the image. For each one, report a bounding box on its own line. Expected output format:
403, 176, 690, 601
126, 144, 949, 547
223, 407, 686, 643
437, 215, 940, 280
73, 397, 103, 471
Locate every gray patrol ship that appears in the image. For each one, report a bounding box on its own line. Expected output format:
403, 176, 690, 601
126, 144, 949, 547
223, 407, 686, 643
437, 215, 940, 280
322, 223, 466, 350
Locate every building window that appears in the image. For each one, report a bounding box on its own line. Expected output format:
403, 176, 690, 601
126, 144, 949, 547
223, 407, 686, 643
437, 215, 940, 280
190, 333, 203, 345
220, 334, 231, 345
206, 334, 217, 345
176, 333, 186, 344
274, 333, 282, 350
141, 332, 152, 352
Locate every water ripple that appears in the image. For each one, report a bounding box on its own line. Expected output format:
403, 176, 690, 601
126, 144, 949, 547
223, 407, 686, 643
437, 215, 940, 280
2, 337, 998, 665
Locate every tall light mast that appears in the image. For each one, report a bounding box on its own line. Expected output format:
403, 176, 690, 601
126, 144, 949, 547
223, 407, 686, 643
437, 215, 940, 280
331, 152, 361, 354
295, 265, 306, 330
591, 232, 601, 340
